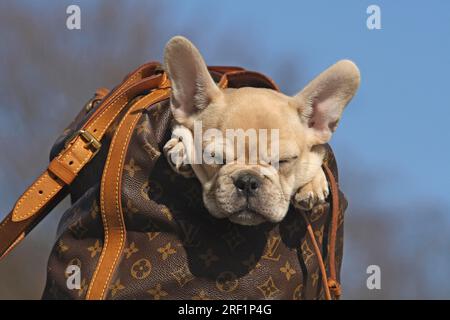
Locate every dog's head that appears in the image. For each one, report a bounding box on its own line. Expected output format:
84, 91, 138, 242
164, 36, 360, 226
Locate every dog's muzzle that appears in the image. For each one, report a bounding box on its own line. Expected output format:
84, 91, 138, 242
225, 171, 275, 225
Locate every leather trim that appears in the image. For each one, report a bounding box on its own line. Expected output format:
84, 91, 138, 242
86, 87, 170, 300
323, 163, 342, 299
11, 171, 66, 222
0, 186, 69, 261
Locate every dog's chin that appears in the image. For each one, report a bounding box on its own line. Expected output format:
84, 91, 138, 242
227, 210, 267, 226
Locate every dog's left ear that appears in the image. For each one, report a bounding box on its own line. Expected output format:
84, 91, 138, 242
293, 60, 360, 145
164, 36, 222, 125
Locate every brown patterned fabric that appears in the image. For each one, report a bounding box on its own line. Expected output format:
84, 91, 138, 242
42, 75, 347, 300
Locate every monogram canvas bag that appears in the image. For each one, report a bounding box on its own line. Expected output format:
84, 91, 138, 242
0, 63, 346, 300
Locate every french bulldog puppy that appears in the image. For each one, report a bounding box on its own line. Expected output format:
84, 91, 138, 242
163, 36, 360, 226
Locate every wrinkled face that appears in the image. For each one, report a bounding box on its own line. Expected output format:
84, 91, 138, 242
163, 36, 360, 226
195, 88, 325, 225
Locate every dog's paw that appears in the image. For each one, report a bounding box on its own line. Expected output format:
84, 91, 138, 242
293, 169, 329, 211
163, 136, 194, 178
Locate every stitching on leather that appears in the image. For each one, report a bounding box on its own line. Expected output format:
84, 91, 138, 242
63, 97, 128, 174
85, 118, 120, 299
0, 216, 13, 257
87, 71, 142, 137
86, 69, 142, 127
13, 173, 47, 216
59, 98, 129, 173
87, 90, 168, 299
0, 215, 11, 231
99, 91, 168, 299
60, 94, 131, 168
13, 172, 61, 221
59, 69, 142, 170
86, 95, 139, 299
48, 161, 75, 184
100, 100, 142, 298
82, 70, 146, 299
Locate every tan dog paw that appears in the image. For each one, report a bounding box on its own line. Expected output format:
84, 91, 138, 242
163, 136, 194, 178
293, 169, 329, 211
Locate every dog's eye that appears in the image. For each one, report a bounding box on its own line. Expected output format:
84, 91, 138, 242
273, 156, 298, 167
279, 156, 298, 164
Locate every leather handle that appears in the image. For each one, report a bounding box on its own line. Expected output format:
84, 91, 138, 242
217, 70, 280, 91
207, 66, 245, 74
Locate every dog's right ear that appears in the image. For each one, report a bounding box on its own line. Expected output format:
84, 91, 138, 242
164, 36, 221, 125
292, 60, 360, 145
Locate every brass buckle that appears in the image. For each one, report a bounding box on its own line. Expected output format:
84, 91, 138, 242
65, 129, 101, 156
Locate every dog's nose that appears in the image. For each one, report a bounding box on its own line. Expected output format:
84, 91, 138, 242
234, 173, 262, 196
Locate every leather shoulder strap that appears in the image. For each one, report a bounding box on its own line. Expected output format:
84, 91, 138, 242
0, 62, 166, 260
86, 86, 171, 300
